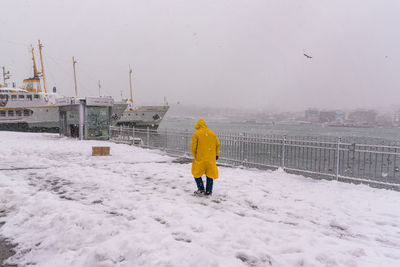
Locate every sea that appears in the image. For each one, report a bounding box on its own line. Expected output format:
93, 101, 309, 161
160, 118, 400, 145
156, 118, 400, 185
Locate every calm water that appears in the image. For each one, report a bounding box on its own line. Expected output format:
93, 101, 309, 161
160, 118, 400, 144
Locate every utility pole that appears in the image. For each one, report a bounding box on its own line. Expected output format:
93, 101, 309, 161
2, 66, 10, 87
98, 80, 101, 96
38, 40, 48, 93
72, 56, 78, 97
129, 65, 133, 103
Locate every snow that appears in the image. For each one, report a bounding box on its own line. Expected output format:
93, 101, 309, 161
0, 131, 399, 267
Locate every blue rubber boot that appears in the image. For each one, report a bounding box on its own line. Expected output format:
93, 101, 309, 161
194, 177, 205, 195
205, 177, 213, 195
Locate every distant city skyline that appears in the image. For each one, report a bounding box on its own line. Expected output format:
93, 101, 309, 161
1, 0, 399, 111
167, 103, 399, 127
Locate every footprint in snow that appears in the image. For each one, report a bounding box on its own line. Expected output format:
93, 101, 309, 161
245, 200, 259, 210
108, 211, 123, 217
329, 221, 347, 231
190, 225, 204, 233
236, 252, 273, 266
172, 232, 192, 243
154, 217, 168, 225
235, 211, 246, 217
279, 220, 298, 226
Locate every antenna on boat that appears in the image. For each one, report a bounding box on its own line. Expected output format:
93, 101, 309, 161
2, 66, 10, 87
129, 65, 133, 103
72, 56, 78, 97
38, 40, 48, 93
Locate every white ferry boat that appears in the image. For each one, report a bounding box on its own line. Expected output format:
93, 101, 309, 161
0, 43, 60, 132
116, 104, 169, 129
0, 86, 59, 132
113, 68, 169, 129
1, 43, 168, 132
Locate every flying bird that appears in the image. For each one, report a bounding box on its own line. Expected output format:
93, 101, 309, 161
303, 53, 312, 59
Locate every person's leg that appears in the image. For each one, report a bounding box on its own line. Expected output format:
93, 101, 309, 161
205, 177, 213, 195
194, 177, 205, 193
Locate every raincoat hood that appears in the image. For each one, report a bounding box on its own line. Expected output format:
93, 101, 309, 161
194, 118, 207, 130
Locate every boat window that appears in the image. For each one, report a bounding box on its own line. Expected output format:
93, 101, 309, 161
11, 95, 17, 100
27, 95, 32, 101
23, 109, 32, 116
34, 94, 39, 99
0, 111, 5, 117
8, 110, 14, 116
18, 95, 25, 100
16, 110, 22, 116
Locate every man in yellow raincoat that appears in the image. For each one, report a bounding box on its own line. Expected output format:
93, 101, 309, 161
191, 118, 220, 195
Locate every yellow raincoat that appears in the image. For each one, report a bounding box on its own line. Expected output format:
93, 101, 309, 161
191, 118, 220, 179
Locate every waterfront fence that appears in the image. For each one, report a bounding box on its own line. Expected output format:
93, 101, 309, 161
109, 126, 400, 189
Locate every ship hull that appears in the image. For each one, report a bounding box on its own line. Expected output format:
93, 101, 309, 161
0, 110, 59, 133
0, 88, 60, 133
0, 121, 59, 133
115, 105, 169, 129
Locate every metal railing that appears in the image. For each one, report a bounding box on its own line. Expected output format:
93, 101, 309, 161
109, 126, 400, 189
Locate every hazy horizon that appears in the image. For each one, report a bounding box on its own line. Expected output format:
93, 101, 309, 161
1, 0, 399, 112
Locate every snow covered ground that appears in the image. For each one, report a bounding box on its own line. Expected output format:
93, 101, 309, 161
0, 132, 399, 267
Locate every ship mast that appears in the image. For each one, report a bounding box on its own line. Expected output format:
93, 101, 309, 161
72, 56, 78, 97
38, 40, 48, 93
129, 66, 133, 103
30, 46, 39, 78
2, 66, 10, 87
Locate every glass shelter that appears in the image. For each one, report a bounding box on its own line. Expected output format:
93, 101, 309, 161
57, 97, 114, 140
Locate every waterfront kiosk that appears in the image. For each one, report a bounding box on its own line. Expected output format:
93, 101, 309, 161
57, 96, 114, 140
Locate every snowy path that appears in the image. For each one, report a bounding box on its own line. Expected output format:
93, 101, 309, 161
0, 132, 399, 267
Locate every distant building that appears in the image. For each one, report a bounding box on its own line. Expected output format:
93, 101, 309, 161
305, 109, 319, 122
335, 111, 345, 123
318, 110, 345, 124
319, 111, 336, 123
393, 110, 400, 126
376, 113, 393, 127
347, 110, 377, 125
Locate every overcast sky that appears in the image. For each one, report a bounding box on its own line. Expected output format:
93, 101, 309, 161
1, 0, 399, 111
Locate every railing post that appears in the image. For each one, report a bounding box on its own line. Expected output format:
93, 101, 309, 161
184, 129, 188, 155
336, 137, 341, 181
132, 126, 135, 145
240, 133, 244, 165
116, 125, 122, 141
243, 132, 247, 166
282, 135, 286, 168
164, 128, 167, 151
147, 127, 150, 147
